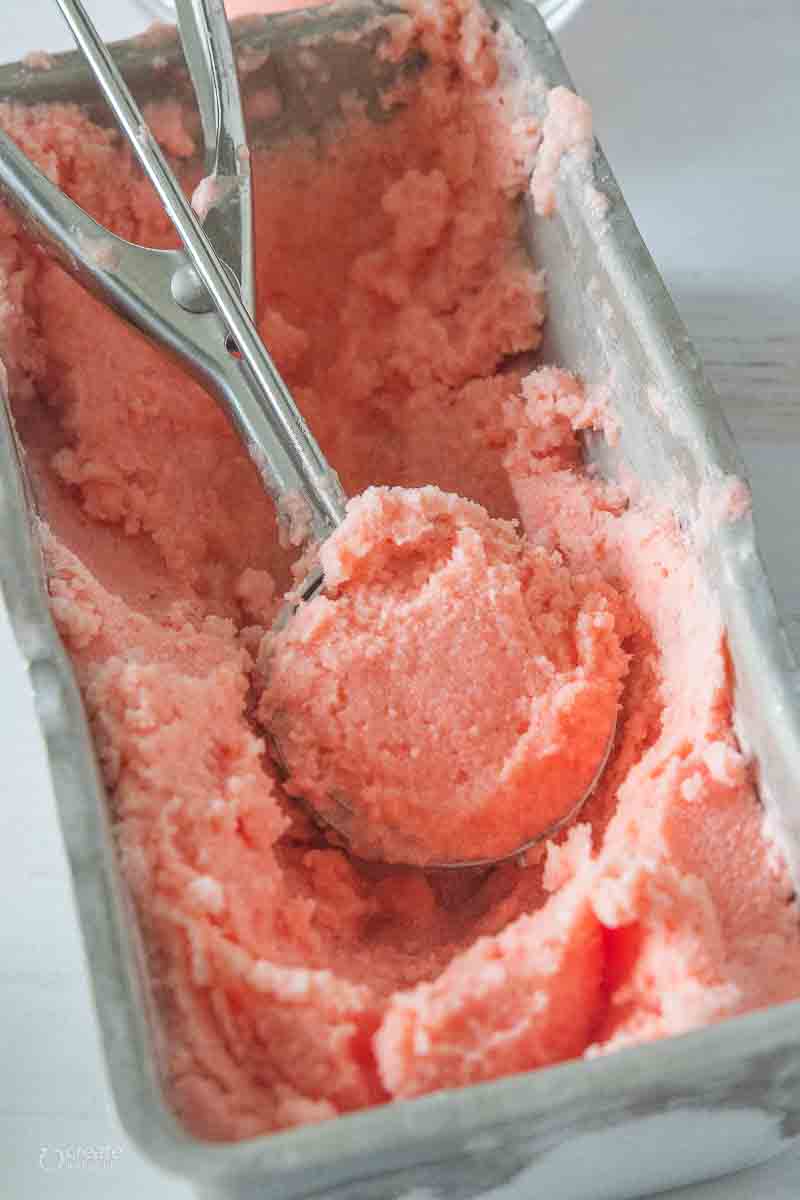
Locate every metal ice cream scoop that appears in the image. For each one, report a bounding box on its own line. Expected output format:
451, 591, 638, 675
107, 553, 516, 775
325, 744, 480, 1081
0, 0, 614, 870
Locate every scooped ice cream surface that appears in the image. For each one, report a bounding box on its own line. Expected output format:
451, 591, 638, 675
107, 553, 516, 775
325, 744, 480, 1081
262, 485, 626, 865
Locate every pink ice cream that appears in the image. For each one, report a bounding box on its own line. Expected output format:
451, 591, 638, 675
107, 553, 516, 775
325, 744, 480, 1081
530, 85, 593, 217
2, 0, 800, 1144
262, 485, 626, 866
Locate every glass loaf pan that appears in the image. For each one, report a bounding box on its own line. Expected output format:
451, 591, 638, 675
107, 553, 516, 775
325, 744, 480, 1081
1, 1, 800, 1196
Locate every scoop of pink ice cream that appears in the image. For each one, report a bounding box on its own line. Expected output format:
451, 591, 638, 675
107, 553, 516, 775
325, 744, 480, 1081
260, 486, 627, 866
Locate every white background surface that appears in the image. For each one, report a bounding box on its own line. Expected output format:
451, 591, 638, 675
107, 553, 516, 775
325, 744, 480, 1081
1, 0, 799, 1196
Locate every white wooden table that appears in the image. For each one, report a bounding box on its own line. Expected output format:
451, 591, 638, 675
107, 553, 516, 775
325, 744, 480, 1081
1, 1, 798, 1196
